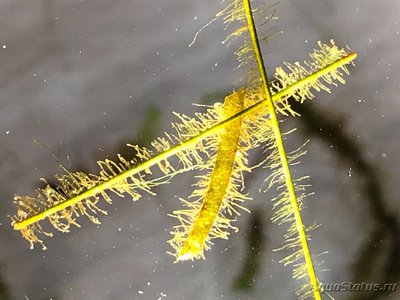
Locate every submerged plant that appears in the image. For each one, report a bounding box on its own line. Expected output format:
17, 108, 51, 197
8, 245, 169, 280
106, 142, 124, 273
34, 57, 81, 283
11, 1, 356, 299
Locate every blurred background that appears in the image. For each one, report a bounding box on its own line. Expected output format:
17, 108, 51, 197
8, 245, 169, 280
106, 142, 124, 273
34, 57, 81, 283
0, 0, 399, 299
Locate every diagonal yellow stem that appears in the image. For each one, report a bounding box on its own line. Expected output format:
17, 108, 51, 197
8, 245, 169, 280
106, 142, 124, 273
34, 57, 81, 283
13, 52, 356, 233
242, 0, 321, 299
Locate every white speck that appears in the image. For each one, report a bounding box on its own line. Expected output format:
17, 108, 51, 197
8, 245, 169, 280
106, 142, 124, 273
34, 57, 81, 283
2, 44, 6, 49
78, 50, 82, 54
347, 168, 352, 177
33, 73, 37, 77
118, 227, 122, 232
381, 153, 388, 159
147, 281, 151, 286
194, 16, 198, 21
175, 28, 178, 32
138, 290, 144, 295
43, 79, 47, 83
305, 40, 308, 44
5, 130, 10, 135
157, 292, 167, 300
214, 62, 218, 67
381, 114, 385, 118
368, 37, 372, 43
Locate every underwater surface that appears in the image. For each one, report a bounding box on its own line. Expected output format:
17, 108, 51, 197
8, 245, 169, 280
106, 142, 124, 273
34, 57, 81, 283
0, 0, 399, 299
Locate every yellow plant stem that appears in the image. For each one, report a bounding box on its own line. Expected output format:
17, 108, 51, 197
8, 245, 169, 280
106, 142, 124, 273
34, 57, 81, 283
242, 0, 321, 299
178, 90, 245, 260
13, 53, 356, 233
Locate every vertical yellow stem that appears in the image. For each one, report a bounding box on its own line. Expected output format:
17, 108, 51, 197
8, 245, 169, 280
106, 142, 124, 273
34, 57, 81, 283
178, 90, 245, 260
242, 1, 321, 299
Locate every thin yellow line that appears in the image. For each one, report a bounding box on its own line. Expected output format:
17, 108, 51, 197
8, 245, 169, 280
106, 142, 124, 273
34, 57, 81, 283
242, 1, 324, 299
13, 53, 356, 232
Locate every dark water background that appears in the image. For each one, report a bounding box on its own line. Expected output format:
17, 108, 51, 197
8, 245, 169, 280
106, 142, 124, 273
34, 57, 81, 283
1, 1, 399, 299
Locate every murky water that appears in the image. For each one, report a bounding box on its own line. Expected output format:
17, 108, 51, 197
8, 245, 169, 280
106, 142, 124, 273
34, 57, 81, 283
1, 1, 399, 299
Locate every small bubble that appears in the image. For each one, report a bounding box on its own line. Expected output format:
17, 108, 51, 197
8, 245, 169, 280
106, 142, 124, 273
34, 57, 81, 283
138, 290, 144, 294
5, 130, 10, 135
2, 44, 6, 49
